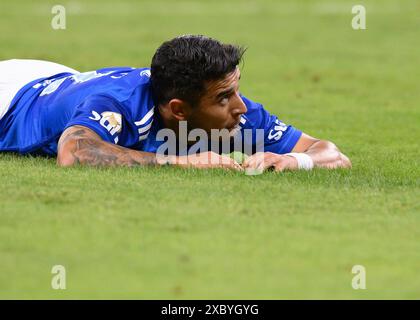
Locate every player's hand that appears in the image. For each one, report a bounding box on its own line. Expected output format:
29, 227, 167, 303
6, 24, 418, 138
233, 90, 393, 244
242, 152, 298, 172
176, 152, 243, 171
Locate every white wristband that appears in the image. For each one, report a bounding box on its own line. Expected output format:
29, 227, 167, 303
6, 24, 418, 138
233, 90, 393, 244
285, 153, 314, 170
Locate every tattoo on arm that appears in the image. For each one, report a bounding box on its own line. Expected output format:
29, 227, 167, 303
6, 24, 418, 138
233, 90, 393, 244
57, 126, 158, 167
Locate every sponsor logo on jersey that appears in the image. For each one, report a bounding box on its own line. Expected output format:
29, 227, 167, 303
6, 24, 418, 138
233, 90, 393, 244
267, 119, 288, 141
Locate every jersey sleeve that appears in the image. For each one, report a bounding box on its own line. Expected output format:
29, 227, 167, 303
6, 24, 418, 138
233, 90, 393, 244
241, 95, 302, 154
65, 94, 130, 145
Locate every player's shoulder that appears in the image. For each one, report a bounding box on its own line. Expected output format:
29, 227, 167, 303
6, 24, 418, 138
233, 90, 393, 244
84, 66, 153, 116
239, 94, 293, 131
239, 94, 266, 128
116, 67, 154, 120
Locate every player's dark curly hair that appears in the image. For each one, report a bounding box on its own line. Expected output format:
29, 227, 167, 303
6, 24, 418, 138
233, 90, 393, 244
150, 35, 246, 107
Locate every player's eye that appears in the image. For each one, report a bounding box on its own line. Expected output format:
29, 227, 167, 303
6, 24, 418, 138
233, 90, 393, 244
219, 97, 229, 105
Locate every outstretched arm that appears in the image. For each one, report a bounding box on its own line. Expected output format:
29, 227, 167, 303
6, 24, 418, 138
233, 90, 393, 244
243, 133, 351, 172
291, 133, 352, 169
57, 125, 242, 170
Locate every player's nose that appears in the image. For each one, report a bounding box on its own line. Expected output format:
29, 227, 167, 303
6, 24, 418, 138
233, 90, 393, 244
232, 94, 247, 116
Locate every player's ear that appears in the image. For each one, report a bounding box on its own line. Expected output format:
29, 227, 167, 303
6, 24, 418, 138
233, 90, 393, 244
168, 98, 191, 121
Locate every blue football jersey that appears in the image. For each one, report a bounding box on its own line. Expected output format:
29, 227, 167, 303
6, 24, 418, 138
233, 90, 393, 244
0, 67, 301, 156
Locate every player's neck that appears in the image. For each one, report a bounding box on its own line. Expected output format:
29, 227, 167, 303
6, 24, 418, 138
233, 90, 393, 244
158, 105, 181, 137
158, 105, 199, 146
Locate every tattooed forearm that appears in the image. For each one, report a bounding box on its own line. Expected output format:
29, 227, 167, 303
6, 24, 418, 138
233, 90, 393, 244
57, 126, 160, 167
71, 138, 158, 166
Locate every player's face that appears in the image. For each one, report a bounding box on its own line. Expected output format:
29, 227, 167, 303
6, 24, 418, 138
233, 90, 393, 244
187, 67, 247, 135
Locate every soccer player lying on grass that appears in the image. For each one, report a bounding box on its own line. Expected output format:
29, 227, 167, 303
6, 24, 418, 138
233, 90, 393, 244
0, 35, 350, 172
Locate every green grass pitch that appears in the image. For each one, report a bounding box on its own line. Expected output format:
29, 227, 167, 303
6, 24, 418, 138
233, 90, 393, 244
0, 0, 419, 299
